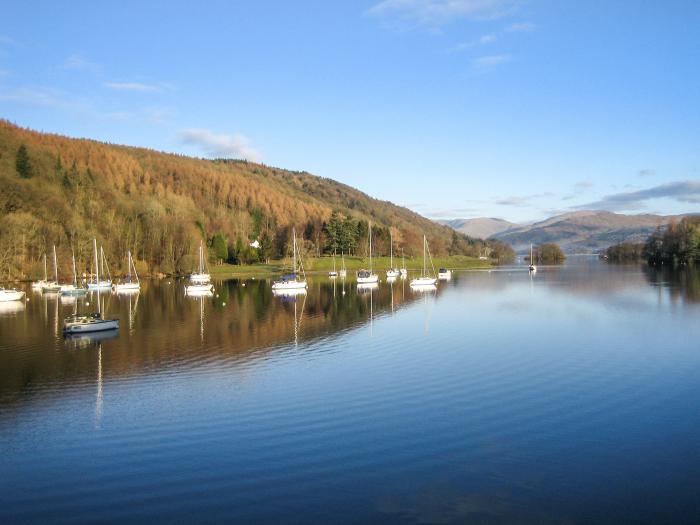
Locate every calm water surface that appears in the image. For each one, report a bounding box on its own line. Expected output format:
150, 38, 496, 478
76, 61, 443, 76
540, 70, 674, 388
1, 258, 699, 524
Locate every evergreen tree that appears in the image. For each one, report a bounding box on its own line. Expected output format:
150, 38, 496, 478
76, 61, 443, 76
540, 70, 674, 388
259, 231, 274, 263
15, 144, 33, 178
212, 232, 228, 263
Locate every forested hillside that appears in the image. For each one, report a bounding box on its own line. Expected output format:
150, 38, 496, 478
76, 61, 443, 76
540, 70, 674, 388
0, 121, 511, 279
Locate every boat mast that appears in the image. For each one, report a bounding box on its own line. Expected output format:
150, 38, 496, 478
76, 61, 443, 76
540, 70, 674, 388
369, 222, 373, 273
127, 251, 132, 282
132, 251, 140, 284
43, 253, 47, 281
72, 250, 78, 286
390, 230, 393, 268
292, 227, 297, 277
93, 238, 99, 285
53, 245, 58, 283
423, 235, 427, 276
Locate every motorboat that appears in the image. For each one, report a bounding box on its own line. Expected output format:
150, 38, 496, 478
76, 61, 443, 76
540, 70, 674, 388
438, 268, 452, 280
0, 287, 25, 302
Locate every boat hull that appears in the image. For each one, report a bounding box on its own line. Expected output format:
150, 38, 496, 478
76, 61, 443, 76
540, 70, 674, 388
386, 269, 400, 278
189, 273, 211, 283
357, 274, 379, 284
271, 280, 307, 290
0, 290, 25, 302
113, 283, 140, 293
185, 283, 214, 295
88, 281, 113, 289
410, 277, 437, 286
63, 319, 119, 334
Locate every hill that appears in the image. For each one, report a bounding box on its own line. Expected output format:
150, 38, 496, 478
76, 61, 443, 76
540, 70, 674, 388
491, 210, 688, 253
0, 121, 509, 278
440, 217, 516, 239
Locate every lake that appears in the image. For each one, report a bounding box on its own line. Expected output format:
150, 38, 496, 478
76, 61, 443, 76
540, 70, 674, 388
1, 258, 699, 524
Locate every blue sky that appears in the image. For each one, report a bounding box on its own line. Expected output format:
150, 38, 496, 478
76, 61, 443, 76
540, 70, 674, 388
1, 1, 699, 223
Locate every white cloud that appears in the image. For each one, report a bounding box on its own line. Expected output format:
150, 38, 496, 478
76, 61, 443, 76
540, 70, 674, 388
179, 128, 262, 162
574, 181, 700, 211
471, 54, 511, 70
104, 81, 162, 92
0, 87, 72, 108
452, 33, 497, 51
62, 54, 100, 72
505, 21, 535, 32
638, 168, 656, 177
368, 0, 518, 30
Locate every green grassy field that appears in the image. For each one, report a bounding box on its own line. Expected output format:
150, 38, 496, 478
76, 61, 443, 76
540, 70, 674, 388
209, 255, 492, 277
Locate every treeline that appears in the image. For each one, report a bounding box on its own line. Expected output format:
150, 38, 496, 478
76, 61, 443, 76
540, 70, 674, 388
0, 121, 514, 279
605, 242, 645, 261
526, 243, 566, 264
643, 216, 700, 264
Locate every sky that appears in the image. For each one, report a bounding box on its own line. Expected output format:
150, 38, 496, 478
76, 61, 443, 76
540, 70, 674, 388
1, 0, 699, 223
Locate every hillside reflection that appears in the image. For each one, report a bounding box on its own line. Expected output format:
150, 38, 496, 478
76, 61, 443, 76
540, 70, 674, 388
0, 277, 425, 407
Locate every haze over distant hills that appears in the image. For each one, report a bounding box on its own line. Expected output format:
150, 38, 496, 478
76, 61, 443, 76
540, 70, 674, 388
442, 211, 693, 253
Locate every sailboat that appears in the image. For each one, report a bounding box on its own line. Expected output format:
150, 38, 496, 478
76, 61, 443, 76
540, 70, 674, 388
0, 286, 25, 302
60, 250, 88, 296
339, 251, 347, 278
329, 250, 338, 278
186, 241, 214, 294
410, 235, 437, 287
63, 287, 119, 334
189, 240, 211, 283
357, 222, 379, 285
386, 229, 400, 278
529, 243, 537, 272
272, 228, 307, 291
32, 253, 50, 290
112, 251, 141, 293
88, 239, 112, 289
400, 249, 408, 277
42, 246, 61, 292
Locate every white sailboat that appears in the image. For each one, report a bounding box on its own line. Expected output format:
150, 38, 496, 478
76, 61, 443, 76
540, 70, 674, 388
63, 288, 119, 334
400, 249, 408, 277
410, 235, 437, 287
88, 239, 112, 289
339, 251, 347, 278
272, 228, 307, 291
386, 229, 400, 278
357, 222, 379, 285
42, 246, 61, 292
529, 243, 537, 272
60, 250, 88, 296
112, 250, 141, 293
189, 240, 211, 283
32, 253, 50, 290
329, 251, 338, 278
0, 286, 25, 302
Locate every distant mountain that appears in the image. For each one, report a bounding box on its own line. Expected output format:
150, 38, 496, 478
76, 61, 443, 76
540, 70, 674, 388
492, 211, 689, 253
439, 217, 516, 239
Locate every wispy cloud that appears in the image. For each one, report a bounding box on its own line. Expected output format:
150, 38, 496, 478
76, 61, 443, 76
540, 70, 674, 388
574, 181, 700, 211
471, 53, 511, 71
179, 128, 262, 162
367, 0, 519, 31
638, 168, 656, 177
451, 33, 497, 51
505, 21, 535, 32
0, 87, 76, 109
62, 54, 100, 73
104, 81, 163, 93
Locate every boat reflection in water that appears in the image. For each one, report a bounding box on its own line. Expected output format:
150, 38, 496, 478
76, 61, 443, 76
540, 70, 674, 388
64, 328, 120, 348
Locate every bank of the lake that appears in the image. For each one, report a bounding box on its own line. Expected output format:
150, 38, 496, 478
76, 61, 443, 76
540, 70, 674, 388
209, 255, 493, 277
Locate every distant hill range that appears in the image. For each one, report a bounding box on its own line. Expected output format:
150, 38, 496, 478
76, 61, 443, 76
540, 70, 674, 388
442, 211, 693, 253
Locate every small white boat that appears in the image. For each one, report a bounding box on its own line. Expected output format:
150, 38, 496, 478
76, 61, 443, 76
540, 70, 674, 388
272, 287, 307, 298
529, 243, 537, 272
189, 241, 211, 283
339, 252, 347, 278
112, 250, 141, 293
438, 268, 452, 280
41, 246, 61, 292
386, 229, 400, 278
32, 254, 50, 290
88, 241, 112, 289
0, 287, 25, 302
329, 251, 338, 278
63, 313, 119, 334
60, 251, 88, 296
357, 222, 379, 284
410, 235, 437, 287
272, 228, 307, 291
400, 249, 408, 277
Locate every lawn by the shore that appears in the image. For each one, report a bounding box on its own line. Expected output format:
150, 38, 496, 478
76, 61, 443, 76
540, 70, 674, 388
209, 255, 493, 277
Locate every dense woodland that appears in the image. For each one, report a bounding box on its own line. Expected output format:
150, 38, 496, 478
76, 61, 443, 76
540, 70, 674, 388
527, 243, 566, 264
643, 216, 700, 264
0, 121, 514, 279
605, 242, 645, 261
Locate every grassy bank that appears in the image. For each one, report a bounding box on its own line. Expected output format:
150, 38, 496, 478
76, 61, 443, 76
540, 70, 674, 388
209, 255, 492, 277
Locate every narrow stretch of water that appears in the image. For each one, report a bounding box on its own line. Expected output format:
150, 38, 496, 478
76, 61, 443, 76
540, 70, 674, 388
1, 258, 699, 524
